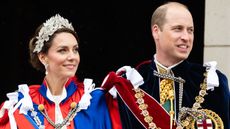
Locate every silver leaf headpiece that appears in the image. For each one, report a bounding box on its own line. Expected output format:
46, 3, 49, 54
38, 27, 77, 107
33, 14, 75, 53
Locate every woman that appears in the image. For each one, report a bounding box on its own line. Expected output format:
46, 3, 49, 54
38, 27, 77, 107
0, 14, 112, 129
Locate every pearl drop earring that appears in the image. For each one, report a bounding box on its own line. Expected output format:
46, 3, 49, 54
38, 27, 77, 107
45, 64, 48, 75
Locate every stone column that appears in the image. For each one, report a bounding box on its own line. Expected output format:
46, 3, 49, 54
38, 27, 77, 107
204, 0, 230, 88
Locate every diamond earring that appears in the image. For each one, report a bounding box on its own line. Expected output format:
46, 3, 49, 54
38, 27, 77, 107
44, 64, 48, 75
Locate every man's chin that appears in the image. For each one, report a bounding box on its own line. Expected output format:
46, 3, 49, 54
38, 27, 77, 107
178, 53, 189, 60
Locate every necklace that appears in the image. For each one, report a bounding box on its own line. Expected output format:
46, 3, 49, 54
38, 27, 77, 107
37, 102, 79, 129
153, 70, 185, 111
154, 70, 185, 106
153, 69, 223, 129
154, 70, 185, 129
153, 70, 185, 83
177, 72, 208, 128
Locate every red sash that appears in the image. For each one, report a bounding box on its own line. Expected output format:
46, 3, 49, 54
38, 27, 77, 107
102, 72, 177, 129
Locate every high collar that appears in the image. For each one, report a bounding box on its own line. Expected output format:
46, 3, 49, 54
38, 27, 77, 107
39, 77, 78, 104
153, 54, 183, 73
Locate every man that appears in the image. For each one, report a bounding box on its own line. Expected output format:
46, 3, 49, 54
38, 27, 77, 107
102, 1, 230, 129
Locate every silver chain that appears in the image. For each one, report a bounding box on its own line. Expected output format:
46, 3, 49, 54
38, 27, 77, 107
178, 79, 184, 110
153, 70, 185, 83
153, 70, 185, 123
177, 107, 207, 126
39, 104, 79, 129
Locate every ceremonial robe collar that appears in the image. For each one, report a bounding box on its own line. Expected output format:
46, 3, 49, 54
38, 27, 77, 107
39, 77, 78, 104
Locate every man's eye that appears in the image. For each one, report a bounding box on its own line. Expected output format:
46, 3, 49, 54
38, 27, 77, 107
188, 28, 194, 34
174, 27, 182, 31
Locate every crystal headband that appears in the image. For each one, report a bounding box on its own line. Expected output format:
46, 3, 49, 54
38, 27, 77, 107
33, 14, 75, 53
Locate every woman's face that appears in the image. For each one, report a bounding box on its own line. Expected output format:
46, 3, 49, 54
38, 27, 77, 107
42, 32, 80, 79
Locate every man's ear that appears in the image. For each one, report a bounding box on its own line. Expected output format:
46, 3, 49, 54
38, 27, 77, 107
151, 24, 160, 40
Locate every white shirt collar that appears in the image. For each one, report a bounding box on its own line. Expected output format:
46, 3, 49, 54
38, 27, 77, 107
153, 54, 183, 72
47, 87, 67, 104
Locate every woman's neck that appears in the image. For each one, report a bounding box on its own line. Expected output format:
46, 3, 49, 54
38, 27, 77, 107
45, 75, 68, 95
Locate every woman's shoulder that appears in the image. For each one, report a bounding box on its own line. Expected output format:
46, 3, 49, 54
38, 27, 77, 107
28, 84, 41, 94
90, 88, 106, 96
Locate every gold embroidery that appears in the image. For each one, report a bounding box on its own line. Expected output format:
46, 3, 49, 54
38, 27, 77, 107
157, 65, 175, 129
185, 109, 224, 129
134, 88, 161, 129
135, 65, 224, 129
160, 79, 174, 105
178, 72, 224, 129
202, 109, 224, 129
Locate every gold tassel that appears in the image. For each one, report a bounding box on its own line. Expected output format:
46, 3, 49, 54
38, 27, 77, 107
169, 90, 174, 129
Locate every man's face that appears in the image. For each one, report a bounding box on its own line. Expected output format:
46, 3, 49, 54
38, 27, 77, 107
154, 5, 194, 66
